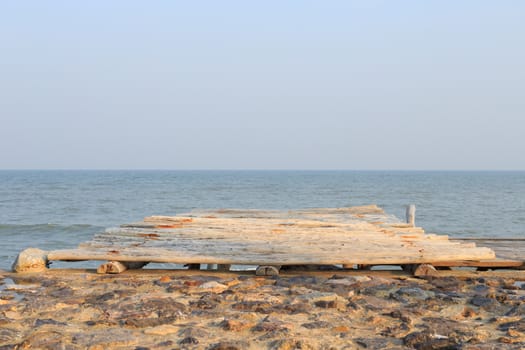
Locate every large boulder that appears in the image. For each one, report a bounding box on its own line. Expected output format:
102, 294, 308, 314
12, 248, 49, 273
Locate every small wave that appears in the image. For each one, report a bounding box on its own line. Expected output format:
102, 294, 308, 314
0, 223, 104, 235
0, 223, 99, 228
0, 223, 106, 270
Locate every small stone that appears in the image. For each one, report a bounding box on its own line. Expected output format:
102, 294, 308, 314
220, 319, 254, 331
355, 338, 389, 348
180, 336, 199, 345
0, 328, 21, 344
34, 319, 67, 327
179, 326, 210, 338
184, 280, 202, 287
190, 293, 221, 310
404, 331, 459, 349
198, 281, 228, 293
499, 336, 521, 344
392, 287, 434, 301
506, 304, 525, 316
143, 325, 179, 335
208, 341, 248, 350
271, 338, 315, 350
470, 296, 497, 308
413, 264, 438, 277
255, 265, 280, 276
159, 276, 171, 283
253, 316, 291, 333
332, 326, 350, 333
325, 277, 361, 286
499, 319, 525, 332
301, 321, 331, 329
232, 301, 272, 313
272, 301, 312, 315
314, 299, 345, 309
3, 311, 22, 320
461, 307, 478, 318
18, 330, 67, 349
297, 291, 342, 304
507, 328, 524, 337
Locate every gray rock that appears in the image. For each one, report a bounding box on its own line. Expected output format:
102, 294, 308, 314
301, 321, 331, 329
470, 296, 497, 309
208, 341, 249, 350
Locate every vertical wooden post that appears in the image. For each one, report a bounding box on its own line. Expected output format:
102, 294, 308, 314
406, 204, 416, 227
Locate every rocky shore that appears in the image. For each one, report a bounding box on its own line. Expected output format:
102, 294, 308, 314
1, 268, 525, 349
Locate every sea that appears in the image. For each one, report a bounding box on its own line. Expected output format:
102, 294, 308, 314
1, 170, 524, 271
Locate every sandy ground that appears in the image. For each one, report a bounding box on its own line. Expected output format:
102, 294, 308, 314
1, 268, 525, 349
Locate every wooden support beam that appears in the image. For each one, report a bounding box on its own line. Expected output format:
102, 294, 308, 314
97, 261, 148, 274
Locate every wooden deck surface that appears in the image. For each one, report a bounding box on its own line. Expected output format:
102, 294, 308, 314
47, 205, 500, 267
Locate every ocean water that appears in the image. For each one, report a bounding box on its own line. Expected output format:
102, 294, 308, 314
1, 170, 524, 270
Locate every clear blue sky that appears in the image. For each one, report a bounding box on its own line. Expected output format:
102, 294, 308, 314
1, 1, 524, 170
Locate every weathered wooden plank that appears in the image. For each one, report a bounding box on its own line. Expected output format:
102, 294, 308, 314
431, 259, 524, 268
37, 206, 509, 270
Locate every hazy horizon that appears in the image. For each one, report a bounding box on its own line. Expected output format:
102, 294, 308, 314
1, 1, 524, 171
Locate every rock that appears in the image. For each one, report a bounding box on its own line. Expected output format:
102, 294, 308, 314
18, 330, 68, 349
158, 275, 171, 283
0, 328, 21, 344
34, 319, 67, 327
253, 316, 291, 333
198, 281, 228, 293
97, 261, 148, 274
275, 276, 324, 288
388, 310, 413, 324
208, 341, 249, 350
255, 265, 280, 276
414, 317, 475, 345
332, 325, 351, 333
220, 319, 254, 331
143, 325, 179, 335
271, 301, 312, 314
301, 321, 331, 329
506, 304, 525, 316
499, 318, 525, 332
297, 291, 343, 304
404, 330, 460, 349
391, 287, 434, 302
355, 338, 390, 348
470, 296, 497, 310
116, 297, 187, 328
413, 264, 438, 277
179, 326, 210, 339
428, 277, 465, 291
232, 301, 273, 313
270, 338, 316, 350
189, 293, 222, 310
180, 336, 199, 345
314, 299, 346, 310
12, 248, 48, 273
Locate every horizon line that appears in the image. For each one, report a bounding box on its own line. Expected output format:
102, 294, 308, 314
1, 168, 524, 172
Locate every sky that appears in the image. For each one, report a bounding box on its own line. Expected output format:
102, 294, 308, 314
0, 1, 524, 170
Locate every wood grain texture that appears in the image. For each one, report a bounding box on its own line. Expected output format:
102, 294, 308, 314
45, 205, 500, 266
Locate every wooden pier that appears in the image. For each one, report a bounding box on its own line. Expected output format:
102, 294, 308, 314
13, 204, 524, 275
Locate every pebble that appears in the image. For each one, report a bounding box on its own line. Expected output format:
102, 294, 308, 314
198, 281, 228, 293
143, 325, 180, 336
